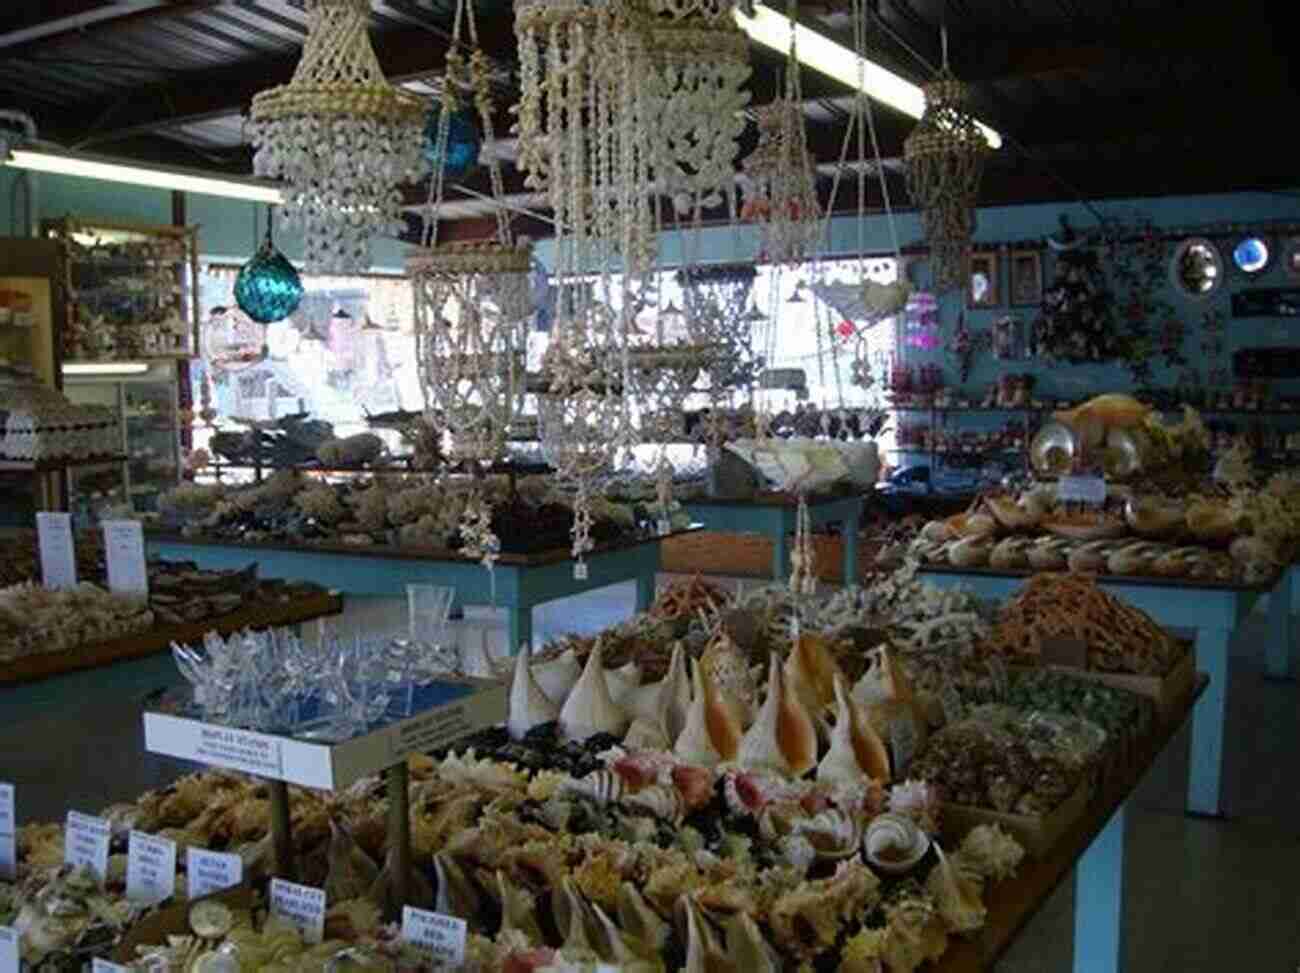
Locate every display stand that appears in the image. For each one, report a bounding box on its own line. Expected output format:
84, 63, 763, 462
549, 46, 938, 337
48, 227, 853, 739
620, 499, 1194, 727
921, 565, 1273, 818
150, 528, 701, 651
682, 494, 864, 582
143, 677, 506, 911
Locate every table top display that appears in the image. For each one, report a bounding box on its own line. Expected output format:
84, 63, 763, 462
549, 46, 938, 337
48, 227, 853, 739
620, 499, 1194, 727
1, 562, 1210, 971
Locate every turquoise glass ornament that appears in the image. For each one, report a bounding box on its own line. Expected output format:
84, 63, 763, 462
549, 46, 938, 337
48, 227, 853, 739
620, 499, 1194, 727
423, 102, 481, 180
235, 228, 304, 324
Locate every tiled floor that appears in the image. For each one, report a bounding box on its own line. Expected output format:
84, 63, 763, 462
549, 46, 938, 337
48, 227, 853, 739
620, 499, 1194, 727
1, 576, 1296, 970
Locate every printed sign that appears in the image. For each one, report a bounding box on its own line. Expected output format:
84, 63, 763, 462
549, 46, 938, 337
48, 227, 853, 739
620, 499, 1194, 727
573, 561, 588, 581
0, 782, 14, 881
102, 520, 149, 595
36, 512, 77, 590
401, 907, 468, 966
270, 878, 326, 944
0, 926, 19, 973
127, 831, 177, 903
188, 848, 243, 900
192, 725, 284, 777
1057, 475, 1107, 505
64, 811, 111, 881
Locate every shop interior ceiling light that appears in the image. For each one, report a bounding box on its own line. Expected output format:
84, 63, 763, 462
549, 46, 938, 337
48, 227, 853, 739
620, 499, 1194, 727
248, 0, 426, 275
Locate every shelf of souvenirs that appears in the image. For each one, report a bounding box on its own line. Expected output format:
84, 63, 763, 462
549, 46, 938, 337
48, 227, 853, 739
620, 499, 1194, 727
197, 456, 556, 483
0, 453, 128, 473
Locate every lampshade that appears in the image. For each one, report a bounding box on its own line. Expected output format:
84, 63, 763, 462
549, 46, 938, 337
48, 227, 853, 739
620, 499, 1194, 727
424, 101, 482, 180
235, 233, 304, 324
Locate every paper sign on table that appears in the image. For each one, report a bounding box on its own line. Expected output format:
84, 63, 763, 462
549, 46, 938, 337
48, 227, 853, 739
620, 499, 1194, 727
401, 906, 467, 966
64, 810, 110, 880
36, 512, 77, 590
573, 562, 588, 581
0, 783, 14, 881
188, 848, 242, 900
127, 831, 177, 904
1057, 475, 1107, 505
269, 878, 325, 944
92, 959, 132, 973
102, 520, 149, 595
0, 926, 19, 973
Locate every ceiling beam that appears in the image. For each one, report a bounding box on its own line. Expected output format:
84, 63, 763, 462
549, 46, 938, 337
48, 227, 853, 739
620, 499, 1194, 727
0, 2, 219, 50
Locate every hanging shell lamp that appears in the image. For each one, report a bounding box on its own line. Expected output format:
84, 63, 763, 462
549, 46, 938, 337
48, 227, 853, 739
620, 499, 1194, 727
248, 0, 426, 274
234, 211, 304, 324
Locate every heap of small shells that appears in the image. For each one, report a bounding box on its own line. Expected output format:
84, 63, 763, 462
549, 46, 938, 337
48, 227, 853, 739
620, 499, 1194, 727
0, 582, 152, 659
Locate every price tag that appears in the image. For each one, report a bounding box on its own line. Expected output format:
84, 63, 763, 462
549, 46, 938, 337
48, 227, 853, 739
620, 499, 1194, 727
987, 656, 1009, 700
573, 561, 588, 581
0, 782, 14, 881
889, 717, 917, 777
127, 831, 176, 904
401, 906, 467, 966
188, 848, 242, 900
93, 958, 132, 973
0, 926, 19, 973
656, 518, 672, 537
102, 520, 149, 595
1057, 475, 1107, 505
36, 512, 77, 590
64, 810, 111, 881
270, 878, 326, 944
939, 680, 965, 726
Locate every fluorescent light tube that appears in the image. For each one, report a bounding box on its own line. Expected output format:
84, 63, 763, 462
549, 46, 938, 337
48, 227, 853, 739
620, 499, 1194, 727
63, 362, 151, 376
734, 3, 1003, 150
5, 148, 285, 203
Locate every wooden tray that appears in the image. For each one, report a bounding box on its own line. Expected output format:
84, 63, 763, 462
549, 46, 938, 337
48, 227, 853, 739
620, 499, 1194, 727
940, 774, 1090, 859
1020, 638, 1197, 720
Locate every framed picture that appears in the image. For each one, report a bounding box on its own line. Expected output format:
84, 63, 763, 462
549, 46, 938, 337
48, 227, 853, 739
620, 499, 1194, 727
966, 251, 1000, 309
1009, 249, 1043, 306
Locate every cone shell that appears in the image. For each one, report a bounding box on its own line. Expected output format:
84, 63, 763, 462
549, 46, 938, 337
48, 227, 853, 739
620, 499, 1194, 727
558, 644, 628, 741
735, 653, 817, 777
508, 642, 561, 741
784, 632, 845, 715
818, 674, 891, 785
531, 648, 582, 703
700, 629, 758, 722
673, 660, 743, 767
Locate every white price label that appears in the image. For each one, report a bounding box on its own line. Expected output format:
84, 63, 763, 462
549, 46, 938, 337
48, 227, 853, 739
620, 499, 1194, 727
64, 810, 111, 881
656, 518, 672, 537
93, 959, 132, 973
102, 519, 149, 595
1057, 475, 1107, 505
573, 561, 588, 581
0, 926, 19, 973
127, 831, 177, 904
0, 782, 14, 881
187, 848, 242, 900
401, 907, 467, 966
270, 878, 326, 944
36, 512, 77, 590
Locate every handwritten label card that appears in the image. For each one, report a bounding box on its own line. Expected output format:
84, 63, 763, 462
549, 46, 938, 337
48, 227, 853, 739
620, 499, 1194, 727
1058, 475, 1107, 506
102, 520, 149, 595
64, 810, 111, 881
0, 926, 19, 973
0, 782, 14, 881
270, 878, 326, 944
401, 907, 467, 966
127, 831, 177, 904
188, 848, 242, 900
36, 512, 77, 590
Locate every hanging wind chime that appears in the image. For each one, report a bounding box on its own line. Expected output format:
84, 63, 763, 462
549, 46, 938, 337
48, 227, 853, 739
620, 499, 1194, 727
248, 0, 426, 274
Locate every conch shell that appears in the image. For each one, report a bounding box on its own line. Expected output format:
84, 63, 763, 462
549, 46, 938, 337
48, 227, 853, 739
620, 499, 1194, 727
1055, 393, 1151, 442
508, 641, 560, 741
368, 842, 434, 914
735, 653, 817, 777
926, 844, 987, 933
432, 852, 481, 920
558, 644, 628, 741
1186, 501, 1239, 542
699, 629, 758, 723
947, 536, 992, 568
623, 642, 692, 742
920, 520, 955, 543
818, 674, 891, 785
495, 869, 544, 942
679, 894, 729, 973
863, 812, 930, 874
984, 495, 1042, 530
725, 911, 780, 973
617, 883, 670, 952
1124, 496, 1184, 537
606, 659, 643, 701
989, 537, 1031, 570
793, 807, 865, 861
673, 660, 742, 767
784, 631, 845, 715
531, 648, 582, 703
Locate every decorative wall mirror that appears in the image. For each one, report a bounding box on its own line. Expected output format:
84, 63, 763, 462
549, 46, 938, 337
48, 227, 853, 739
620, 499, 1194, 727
1231, 236, 1271, 275
1171, 237, 1223, 299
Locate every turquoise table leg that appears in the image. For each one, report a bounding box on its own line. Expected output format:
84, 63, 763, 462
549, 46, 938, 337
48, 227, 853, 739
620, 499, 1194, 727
1188, 626, 1230, 817
1265, 568, 1295, 681
841, 519, 858, 585
635, 570, 656, 612
1073, 802, 1126, 973
510, 603, 531, 654
772, 515, 791, 580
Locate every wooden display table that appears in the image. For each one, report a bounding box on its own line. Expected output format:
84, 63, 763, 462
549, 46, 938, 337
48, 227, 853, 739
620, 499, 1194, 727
942, 676, 1207, 973
0, 587, 343, 686
682, 493, 864, 583
920, 564, 1276, 819
150, 528, 700, 652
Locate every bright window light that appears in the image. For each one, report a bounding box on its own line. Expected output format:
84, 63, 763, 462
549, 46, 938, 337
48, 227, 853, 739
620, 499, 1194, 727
5, 149, 285, 203
734, 3, 1003, 150
63, 362, 151, 376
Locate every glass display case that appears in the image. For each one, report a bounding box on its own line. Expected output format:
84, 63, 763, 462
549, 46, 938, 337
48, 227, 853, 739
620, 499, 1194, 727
64, 362, 182, 520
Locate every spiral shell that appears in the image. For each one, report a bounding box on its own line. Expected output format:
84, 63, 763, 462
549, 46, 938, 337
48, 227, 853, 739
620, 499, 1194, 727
863, 812, 930, 874
624, 784, 686, 824
564, 770, 626, 804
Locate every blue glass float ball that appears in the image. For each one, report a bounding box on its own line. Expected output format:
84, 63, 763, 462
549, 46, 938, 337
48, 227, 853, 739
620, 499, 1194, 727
1233, 237, 1269, 274
423, 103, 481, 180
235, 245, 304, 324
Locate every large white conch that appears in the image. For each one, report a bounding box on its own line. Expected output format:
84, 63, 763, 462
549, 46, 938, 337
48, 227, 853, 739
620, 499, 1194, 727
558, 644, 628, 741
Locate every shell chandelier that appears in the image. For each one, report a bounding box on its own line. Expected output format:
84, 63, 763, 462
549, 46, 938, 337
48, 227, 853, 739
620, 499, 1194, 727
248, 0, 426, 274
903, 51, 991, 292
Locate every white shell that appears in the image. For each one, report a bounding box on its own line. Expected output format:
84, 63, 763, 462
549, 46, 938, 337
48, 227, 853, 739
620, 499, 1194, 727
625, 784, 686, 824
507, 642, 560, 741
623, 642, 691, 742
864, 812, 930, 874
558, 644, 628, 741
735, 653, 816, 777
607, 659, 643, 701
531, 648, 582, 703
793, 808, 864, 861
564, 769, 626, 804
624, 717, 671, 751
